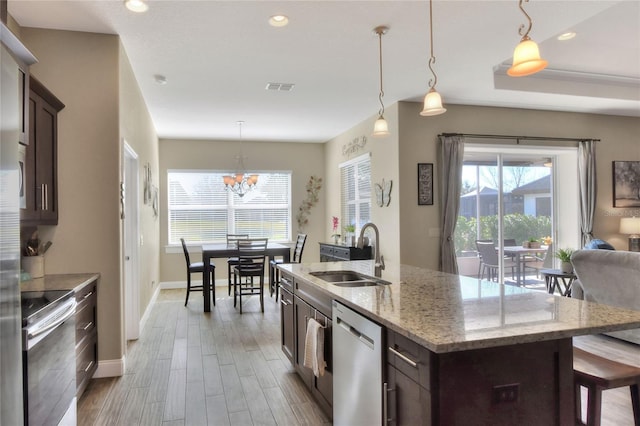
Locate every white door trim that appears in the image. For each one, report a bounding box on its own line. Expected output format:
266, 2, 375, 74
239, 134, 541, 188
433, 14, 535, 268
122, 140, 140, 340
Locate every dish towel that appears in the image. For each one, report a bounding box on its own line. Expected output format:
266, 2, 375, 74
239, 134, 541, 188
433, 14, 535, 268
303, 318, 326, 377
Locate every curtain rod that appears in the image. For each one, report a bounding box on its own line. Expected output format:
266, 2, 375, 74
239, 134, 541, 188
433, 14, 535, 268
439, 133, 600, 143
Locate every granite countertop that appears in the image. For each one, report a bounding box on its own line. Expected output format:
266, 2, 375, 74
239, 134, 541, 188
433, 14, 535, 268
21, 273, 100, 294
279, 260, 640, 353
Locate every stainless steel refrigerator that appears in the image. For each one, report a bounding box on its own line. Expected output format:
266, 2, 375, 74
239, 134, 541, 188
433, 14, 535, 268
1, 22, 36, 426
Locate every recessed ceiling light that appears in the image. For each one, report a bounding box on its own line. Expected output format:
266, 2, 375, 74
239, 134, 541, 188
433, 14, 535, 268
269, 15, 289, 27
154, 74, 167, 85
124, 0, 148, 13
557, 31, 576, 41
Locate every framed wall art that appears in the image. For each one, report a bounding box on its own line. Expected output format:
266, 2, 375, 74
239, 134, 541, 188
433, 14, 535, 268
613, 161, 640, 207
417, 163, 433, 205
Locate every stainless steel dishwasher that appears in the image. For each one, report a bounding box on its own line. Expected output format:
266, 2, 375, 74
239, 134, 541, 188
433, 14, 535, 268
332, 300, 382, 425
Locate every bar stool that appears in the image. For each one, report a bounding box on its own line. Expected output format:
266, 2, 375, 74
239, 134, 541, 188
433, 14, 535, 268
573, 347, 640, 426
269, 233, 306, 301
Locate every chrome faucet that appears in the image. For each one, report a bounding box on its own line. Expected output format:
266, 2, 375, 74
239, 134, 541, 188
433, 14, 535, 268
357, 222, 385, 278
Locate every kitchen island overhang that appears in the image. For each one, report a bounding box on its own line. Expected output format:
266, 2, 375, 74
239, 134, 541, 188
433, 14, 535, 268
279, 260, 640, 354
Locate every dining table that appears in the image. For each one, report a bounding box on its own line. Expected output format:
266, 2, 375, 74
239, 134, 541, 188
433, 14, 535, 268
201, 242, 291, 312
503, 245, 549, 286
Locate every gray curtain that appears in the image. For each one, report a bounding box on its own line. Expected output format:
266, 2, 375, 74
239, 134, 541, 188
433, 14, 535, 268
578, 140, 597, 247
438, 135, 465, 273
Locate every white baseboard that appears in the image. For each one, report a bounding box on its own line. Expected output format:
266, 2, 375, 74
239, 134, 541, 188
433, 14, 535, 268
93, 355, 126, 378
139, 285, 161, 333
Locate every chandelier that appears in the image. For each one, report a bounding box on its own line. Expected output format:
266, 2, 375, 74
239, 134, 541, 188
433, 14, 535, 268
222, 121, 258, 197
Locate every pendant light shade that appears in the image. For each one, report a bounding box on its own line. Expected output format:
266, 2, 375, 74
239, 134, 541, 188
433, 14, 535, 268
373, 116, 390, 136
420, 0, 446, 117
508, 37, 548, 76
508, 0, 547, 77
372, 26, 390, 138
420, 88, 446, 116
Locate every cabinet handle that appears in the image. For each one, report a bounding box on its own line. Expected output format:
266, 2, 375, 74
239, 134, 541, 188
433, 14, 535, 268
280, 299, 291, 306
388, 346, 418, 368
84, 360, 95, 373
44, 183, 48, 211
40, 184, 45, 210
82, 321, 94, 331
383, 382, 395, 425
83, 291, 94, 300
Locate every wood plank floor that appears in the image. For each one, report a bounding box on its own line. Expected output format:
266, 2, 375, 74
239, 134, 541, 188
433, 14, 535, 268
78, 288, 330, 426
78, 288, 640, 426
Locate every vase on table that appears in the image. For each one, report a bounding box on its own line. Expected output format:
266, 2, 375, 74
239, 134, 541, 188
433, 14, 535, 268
560, 261, 573, 274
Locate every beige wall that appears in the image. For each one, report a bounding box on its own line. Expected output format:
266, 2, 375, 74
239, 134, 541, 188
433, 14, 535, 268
118, 43, 160, 322
159, 139, 325, 284
324, 103, 401, 264
397, 101, 640, 270
20, 28, 160, 367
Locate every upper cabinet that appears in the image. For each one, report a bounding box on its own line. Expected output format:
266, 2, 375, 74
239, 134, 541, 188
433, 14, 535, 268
21, 77, 64, 226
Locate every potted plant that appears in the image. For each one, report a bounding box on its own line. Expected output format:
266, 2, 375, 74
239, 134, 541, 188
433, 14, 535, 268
331, 216, 341, 244
555, 248, 574, 273
523, 237, 540, 248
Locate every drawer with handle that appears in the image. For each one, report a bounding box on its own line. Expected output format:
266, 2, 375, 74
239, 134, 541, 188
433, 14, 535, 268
386, 329, 432, 390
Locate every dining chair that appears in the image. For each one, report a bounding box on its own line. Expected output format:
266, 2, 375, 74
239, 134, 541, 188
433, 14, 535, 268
475, 239, 493, 279
269, 234, 307, 301
180, 238, 216, 306
226, 234, 250, 296
475, 241, 516, 282
232, 238, 268, 313
523, 243, 553, 277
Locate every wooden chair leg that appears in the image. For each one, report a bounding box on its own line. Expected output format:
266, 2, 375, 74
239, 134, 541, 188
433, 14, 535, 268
630, 384, 640, 426
184, 273, 191, 306
260, 276, 264, 313
211, 268, 216, 307
585, 384, 602, 426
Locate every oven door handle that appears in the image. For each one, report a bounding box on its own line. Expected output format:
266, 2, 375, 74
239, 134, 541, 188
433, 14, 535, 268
27, 300, 77, 339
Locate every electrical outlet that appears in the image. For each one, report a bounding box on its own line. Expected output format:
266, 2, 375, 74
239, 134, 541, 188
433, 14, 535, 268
492, 383, 519, 404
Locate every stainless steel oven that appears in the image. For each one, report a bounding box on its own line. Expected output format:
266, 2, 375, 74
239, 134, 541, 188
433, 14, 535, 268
22, 290, 77, 425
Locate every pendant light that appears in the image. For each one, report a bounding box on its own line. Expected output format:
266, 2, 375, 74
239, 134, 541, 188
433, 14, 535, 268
507, 0, 548, 77
222, 121, 258, 197
372, 26, 390, 137
420, 0, 446, 117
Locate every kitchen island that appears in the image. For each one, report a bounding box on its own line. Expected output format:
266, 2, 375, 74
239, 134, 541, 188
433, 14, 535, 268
278, 260, 640, 425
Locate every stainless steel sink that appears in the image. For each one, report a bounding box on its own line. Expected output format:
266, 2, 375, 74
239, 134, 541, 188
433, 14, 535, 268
332, 280, 380, 287
309, 271, 364, 282
309, 271, 390, 287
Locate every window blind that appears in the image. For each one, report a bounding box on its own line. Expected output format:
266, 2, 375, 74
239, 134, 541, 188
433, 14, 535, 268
168, 171, 291, 244
340, 153, 371, 233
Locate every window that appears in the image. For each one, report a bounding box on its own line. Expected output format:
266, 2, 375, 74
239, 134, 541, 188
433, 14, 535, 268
340, 153, 371, 232
168, 170, 291, 244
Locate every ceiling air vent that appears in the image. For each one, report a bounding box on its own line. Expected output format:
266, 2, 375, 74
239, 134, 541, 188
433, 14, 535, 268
266, 82, 295, 92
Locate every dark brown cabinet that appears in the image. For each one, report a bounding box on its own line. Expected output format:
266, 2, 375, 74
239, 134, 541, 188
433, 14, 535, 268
21, 77, 64, 226
386, 329, 432, 425
280, 271, 333, 419
279, 275, 295, 363
75, 278, 98, 398
318, 242, 372, 262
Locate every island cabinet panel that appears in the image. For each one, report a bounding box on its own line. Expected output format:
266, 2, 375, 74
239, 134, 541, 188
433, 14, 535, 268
434, 338, 574, 426
280, 270, 333, 419
386, 329, 574, 425
386, 363, 431, 425
279, 274, 294, 363
75, 278, 98, 398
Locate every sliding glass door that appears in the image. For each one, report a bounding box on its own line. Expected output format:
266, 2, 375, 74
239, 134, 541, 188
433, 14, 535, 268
455, 145, 580, 287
